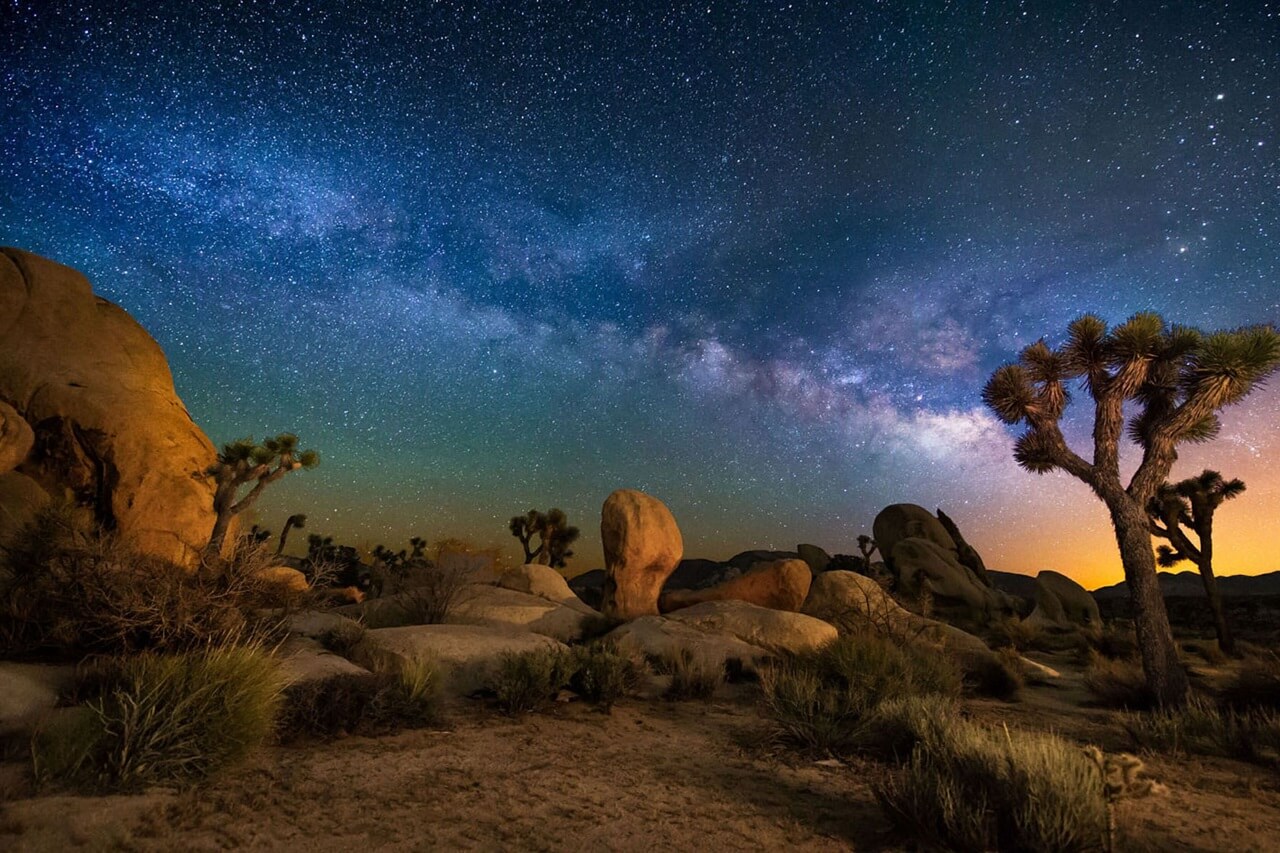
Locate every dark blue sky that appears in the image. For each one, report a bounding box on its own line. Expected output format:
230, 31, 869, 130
3, 1, 1277, 581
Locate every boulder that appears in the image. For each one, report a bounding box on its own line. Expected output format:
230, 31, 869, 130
873, 504, 959, 558
351, 624, 568, 695
276, 636, 372, 686
666, 600, 837, 656
0, 248, 219, 565
0, 470, 50, 545
796, 543, 832, 573
253, 565, 311, 595
607, 616, 771, 675
451, 584, 604, 642
568, 568, 606, 610
725, 549, 800, 571
0, 400, 33, 474
1025, 570, 1102, 635
286, 609, 364, 640
660, 558, 812, 613
664, 558, 740, 592
0, 662, 76, 737
600, 489, 683, 620
498, 563, 594, 611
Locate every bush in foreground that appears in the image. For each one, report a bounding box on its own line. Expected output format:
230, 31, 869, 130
32, 644, 282, 790
570, 641, 646, 710
490, 648, 574, 715
875, 716, 1108, 853
1122, 694, 1280, 766
662, 647, 723, 701
277, 655, 440, 740
1083, 651, 1151, 709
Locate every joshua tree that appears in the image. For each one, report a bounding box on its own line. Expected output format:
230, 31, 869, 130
856, 534, 878, 571
508, 508, 581, 568
1147, 470, 1245, 655
983, 314, 1279, 706
205, 434, 318, 558
276, 513, 307, 556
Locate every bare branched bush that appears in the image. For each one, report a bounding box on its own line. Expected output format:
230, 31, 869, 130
400, 560, 474, 625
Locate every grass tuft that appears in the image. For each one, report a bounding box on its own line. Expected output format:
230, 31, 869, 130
489, 647, 574, 715
1122, 694, 1280, 766
570, 640, 646, 710
1083, 651, 1151, 709
662, 647, 723, 701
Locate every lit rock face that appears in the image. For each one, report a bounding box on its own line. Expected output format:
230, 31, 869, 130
660, 558, 812, 613
600, 489, 683, 620
1025, 570, 1102, 636
0, 248, 218, 566
0, 401, 33, 474
665, 600, 837, 656
872, 503, 1011, 619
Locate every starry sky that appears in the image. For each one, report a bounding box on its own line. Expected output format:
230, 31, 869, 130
2, 1, 1278, 587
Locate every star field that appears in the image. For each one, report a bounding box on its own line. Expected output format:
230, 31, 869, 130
2, 1, 1278, 585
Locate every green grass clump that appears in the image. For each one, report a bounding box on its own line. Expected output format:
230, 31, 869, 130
1122, 694, 1280, 766
32, 644, 282, 790
570, 640, 646, 710
489, 647, 574, 715
278, 655, 440, 740
761, 632, 961, 755
875, 717, 1108, 853
662, 647, 723, 702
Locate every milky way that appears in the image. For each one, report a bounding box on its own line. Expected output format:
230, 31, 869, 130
2, 1, 1278, 584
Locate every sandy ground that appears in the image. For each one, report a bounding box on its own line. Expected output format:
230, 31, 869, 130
3, 665, 1280, 852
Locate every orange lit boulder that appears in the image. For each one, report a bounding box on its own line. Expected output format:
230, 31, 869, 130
660, 558, 812, 613
0, 248, 218, 565
600, 488, 683, 620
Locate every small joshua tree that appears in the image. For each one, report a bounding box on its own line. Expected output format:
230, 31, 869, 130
204, 434, 318, 558
983, 314, 1279, 706
856, 534, 878, 571
276, 513, 307, 556
508, 508, 581, 568
1148, 470, 1245, 655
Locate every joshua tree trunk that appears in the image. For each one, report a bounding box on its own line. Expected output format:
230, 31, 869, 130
1194, 524, 1235, 654
1110, 496, 1189, 706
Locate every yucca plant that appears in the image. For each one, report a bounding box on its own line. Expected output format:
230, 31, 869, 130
1148, 469, 1245, 654
205, 433, 319, 557
983, 315, 1280, 706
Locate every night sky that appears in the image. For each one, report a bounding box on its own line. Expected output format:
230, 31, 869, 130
3, 1, 1278, 586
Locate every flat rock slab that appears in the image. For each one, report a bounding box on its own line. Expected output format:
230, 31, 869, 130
0, 662, 77, 737
352, 624, 569, 696
286, 609, 365, 640
451, 585, 604, 642
276, 637, 372, 687
665, 600, 837, 656
607, 616, 771, 675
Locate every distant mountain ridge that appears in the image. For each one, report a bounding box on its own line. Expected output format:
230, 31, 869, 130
1091, 570, 1280, 599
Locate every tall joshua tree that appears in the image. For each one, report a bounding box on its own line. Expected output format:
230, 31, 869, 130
276, 513, 307, 556
983, 314, 1279, 706
205, 434, 319, 558
508, 508, 581, 568
1148, 470, 1245, 655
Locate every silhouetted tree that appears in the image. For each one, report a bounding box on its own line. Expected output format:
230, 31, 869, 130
508, 508, 581, 568
856, 534, 878, 571
205, 434, 318, 558
276, 513, 307, 556
1148, 469, 1245, 655
983, 314, 1279, 706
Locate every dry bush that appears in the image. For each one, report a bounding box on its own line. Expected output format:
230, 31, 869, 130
1090, 623, 1140, 661
989, 617, 1043, 651
964, 647, 1024, 700
570, 640, 646, 710
400, 560, 474, 625
32, 643, 283, 791
1122, 694, 1280, 766
760, 632, 961, 755
875, 717, 1108, 853
0, 504, 280, 657
1084, 651, 1152, 710
1183, 639, 1230, 666
489, 647, 574, 715
277, 655, 439, 740
1220, 651, 1280, 711
316, 620, 367, 657
662, 646, 723, 701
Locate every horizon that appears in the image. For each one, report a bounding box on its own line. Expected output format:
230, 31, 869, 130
3, 2, 1277, 591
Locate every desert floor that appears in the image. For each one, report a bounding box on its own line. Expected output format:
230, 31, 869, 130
3, 655, 1279, 852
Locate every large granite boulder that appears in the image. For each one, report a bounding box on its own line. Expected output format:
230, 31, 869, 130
351, 624, 568, 696
0, 471, 50, 546
666, 600, 837, 656
872, 503, 1011, 620
600, 489, 683, 620
498, 563, 591, 608
275, 636, 372, 686
796, 543, 832, 573
607, 616, 771, 675
0, 662, 76, 737
660, 558, 812, 613
0, 248, 219, 566
451, 584, 603, 642
1025, 570, 1102, 635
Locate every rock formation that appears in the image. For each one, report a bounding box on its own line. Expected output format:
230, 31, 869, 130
665, 600, 837, 656
796, 543, 831, 573
0, 248, 219, 565
1025, 570, 1102, 636
659, 558, 812, 613
600, 489, 683, 620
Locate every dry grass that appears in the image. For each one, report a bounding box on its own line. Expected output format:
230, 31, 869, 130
1220, 651, 1280, 711
569, 640, 646, 710
277, 656, 440, 740
489, 648, 574, 715
1083, 650, 1151, 709
662, 647, 723, 701
1122, 694, 1280, 766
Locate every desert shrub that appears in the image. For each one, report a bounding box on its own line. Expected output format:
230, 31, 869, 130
1122, 694, 1280, 766
860, 694, 957, 762
875, 717, 1108, 853
570, 640, 646, 710
490, 647, 573, 714
1090, 623, 1140, 661
1220, 652, 1280, 711
0, 504, 279, 657
989, 617, 1042, 652
663, 647, 723, 701
400, 560, 473, 625
760, 632, 961, 755
1083, 651, 1151, 709
32, 644, 282, 790
964, 648, 1024, 700
1183, 639, 1230, 666
277, 655, 439, 740
317, 620, 367, 657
